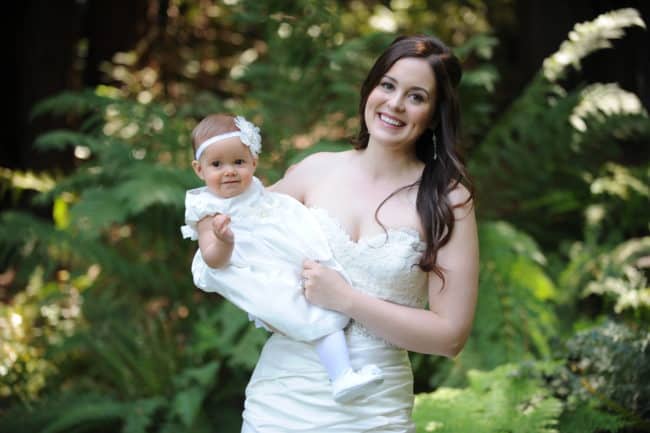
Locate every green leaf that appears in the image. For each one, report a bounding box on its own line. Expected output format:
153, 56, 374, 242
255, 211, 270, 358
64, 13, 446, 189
172, 387, 204, 428
123, 397, 166, 433
40, 400, 125, 433
69, 187, 129, 234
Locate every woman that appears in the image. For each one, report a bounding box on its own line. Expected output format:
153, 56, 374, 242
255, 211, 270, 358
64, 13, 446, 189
218, 34, 477, 432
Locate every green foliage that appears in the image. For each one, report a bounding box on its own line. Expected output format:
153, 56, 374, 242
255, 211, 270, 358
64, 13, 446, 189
190, 301, 269, 371
469, 8, 648, 248
1, 57, 265, 433
80, 316, 184, 398
413, 220, 560, 390
454, 33, 500, 144
558, 400, 628, 433
0, 300, 264, 433
0, 267, 73, 402
447, 222, 557, 380
0, 210, 164, 291
414, 362, 564, 433
414, 359, 633, 433
0, 393, 125, 433
582, 161, 650, 243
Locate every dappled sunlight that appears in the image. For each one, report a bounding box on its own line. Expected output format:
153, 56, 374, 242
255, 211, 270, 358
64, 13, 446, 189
277, 22, 292, 38
590, 163, 649, 199
0, 168, 55, 192
0, 263, 92, 400
290, 112, 352, 149
73, 145, 91, 159
369, 6, 398, 32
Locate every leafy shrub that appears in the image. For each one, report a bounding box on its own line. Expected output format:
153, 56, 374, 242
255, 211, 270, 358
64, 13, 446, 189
562, 321, 650, 424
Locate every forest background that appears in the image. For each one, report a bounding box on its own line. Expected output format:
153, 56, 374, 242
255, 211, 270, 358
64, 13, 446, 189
2, 1, 649, 432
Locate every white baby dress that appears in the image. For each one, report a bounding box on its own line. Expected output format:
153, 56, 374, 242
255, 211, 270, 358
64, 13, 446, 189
181, 176, 349, 342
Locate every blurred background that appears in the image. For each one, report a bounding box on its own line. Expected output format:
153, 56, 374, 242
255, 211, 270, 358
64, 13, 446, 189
3, 1, 649, 432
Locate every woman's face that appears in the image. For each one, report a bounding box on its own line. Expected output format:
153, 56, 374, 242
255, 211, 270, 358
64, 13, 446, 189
364, 57, 436, 150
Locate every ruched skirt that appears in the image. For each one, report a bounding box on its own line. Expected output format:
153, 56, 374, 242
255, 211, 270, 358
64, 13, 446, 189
241, 328, 416, 433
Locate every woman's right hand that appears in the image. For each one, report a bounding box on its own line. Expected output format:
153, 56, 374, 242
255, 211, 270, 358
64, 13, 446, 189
211, 213, 234, 244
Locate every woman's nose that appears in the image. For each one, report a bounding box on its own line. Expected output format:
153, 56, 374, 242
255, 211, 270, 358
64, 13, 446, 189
387, 93, 405, 112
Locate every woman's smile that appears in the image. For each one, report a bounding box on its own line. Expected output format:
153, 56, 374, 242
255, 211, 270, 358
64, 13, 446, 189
378, 113, 406, 127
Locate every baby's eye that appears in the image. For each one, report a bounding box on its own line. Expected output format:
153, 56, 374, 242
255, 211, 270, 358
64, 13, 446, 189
211, 161, 221, 167
235, 159, 245, 165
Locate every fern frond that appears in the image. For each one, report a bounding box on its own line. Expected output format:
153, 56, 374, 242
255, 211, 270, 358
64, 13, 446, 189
0, 210, 163, 288
81, 315, 182, 398
33, 130, 102, 151
560, 236, 650, 316
543, 8, 646, 82
470, 9, 649, 245
122, 397, 166, 433
559, 399, 627, 433
0, 393, 122, 433
471, 222, 558, 363
40, 400, 125, 433
30, 89, 113, 120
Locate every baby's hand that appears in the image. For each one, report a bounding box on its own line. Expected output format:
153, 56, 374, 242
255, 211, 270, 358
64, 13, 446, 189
212, 213, 234, 244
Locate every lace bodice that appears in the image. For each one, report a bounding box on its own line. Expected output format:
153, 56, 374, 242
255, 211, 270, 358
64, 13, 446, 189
310, 207, 429, 343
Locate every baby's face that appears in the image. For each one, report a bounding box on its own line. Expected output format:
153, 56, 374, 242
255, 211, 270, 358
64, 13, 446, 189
192, 136, 257, 198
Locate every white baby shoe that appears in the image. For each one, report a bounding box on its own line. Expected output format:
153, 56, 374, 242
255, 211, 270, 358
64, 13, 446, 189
331, 364, 384, 403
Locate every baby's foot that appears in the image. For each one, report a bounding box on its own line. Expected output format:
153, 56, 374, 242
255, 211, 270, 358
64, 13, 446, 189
331, 364, 384, 403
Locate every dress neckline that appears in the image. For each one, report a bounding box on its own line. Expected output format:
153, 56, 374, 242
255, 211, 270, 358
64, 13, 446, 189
308, 206, 425, 247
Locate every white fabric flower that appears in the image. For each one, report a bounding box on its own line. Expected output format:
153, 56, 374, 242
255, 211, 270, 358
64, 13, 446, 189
235, 116, 262, 157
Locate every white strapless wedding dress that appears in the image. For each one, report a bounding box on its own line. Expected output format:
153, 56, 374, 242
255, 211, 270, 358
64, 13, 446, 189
241, 207, 428, 433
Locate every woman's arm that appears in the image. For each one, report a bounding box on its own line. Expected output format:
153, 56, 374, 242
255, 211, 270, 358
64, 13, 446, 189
302, 185, 479, 358
196, 214, 235, 268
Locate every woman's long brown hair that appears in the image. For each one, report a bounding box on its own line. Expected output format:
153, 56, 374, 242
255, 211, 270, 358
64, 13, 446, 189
354, 35, 474, 285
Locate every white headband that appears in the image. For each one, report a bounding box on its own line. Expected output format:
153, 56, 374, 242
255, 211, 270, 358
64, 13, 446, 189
195, 116, 262, 160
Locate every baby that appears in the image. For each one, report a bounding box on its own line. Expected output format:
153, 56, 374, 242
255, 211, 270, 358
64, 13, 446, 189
181, 114, 383, 403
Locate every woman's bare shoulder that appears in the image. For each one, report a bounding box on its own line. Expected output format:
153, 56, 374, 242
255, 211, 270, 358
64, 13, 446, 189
295, 150, 352, 170
447, 182, 475, 218
269, 150, 353, 197
448, 182, 472, 204
284, 150, 351, 180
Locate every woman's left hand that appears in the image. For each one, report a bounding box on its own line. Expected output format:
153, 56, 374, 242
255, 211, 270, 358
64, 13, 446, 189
301, 260, 350, 312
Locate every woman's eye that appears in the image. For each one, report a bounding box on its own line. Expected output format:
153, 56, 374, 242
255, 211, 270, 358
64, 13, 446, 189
380, 81, 394, 90
409, 93, 426, 104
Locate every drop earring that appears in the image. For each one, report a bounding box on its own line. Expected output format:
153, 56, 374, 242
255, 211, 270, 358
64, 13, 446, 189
432, 132, 438, 160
